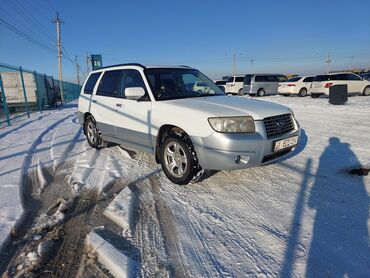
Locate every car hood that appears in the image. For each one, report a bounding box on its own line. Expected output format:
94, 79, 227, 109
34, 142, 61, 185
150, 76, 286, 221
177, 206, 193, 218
166, 95, 293, 120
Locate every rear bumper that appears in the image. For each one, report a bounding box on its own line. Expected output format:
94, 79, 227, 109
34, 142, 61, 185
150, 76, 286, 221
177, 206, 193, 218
191, 118, 300, 170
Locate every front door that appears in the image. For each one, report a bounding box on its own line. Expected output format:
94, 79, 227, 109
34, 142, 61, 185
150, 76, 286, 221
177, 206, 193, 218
114, 69, 154, 152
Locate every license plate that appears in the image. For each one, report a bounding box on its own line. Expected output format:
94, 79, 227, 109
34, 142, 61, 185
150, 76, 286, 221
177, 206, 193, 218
273, 136, 298, 152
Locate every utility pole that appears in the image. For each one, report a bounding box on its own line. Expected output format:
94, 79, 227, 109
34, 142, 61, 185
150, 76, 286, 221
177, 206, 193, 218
350, 56, 355, 71
75, 56, 80, 85
325, 52, 331, 74
52, 12, 65, 102
250, 59, 255, 72
233, 52, 236, 76
86, 52, 90, 75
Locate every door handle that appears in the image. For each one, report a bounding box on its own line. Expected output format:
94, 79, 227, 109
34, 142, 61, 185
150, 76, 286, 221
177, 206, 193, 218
116, 103, 123, 107
92, 99, 97, 103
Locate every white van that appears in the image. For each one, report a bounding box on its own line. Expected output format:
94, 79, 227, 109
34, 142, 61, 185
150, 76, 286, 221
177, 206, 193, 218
225, 75, 245, 95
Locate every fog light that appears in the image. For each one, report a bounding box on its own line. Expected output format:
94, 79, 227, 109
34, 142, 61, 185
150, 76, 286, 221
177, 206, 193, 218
235, 155, 250, 164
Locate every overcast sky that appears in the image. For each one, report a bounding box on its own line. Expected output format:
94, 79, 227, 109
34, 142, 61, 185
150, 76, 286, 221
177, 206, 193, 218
1, 0, 370, 82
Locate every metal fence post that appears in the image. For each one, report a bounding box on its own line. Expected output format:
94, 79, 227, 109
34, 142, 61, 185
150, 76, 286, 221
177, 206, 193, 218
33, 71, 42, 113
0, 74, 11, 126
19, 66, 30, 118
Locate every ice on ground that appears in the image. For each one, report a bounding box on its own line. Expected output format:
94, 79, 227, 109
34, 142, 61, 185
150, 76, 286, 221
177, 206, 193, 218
104, 186, 133, 237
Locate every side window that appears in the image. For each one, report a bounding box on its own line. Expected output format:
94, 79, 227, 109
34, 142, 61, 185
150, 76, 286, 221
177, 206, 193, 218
255, 75, 267, 82
346, 74, 361, 81
303, 77, 314, 82
121, 70, 148, 100
266, 76, 276, 82
96, 70, 124, 97
84, 72, 101, 95
235, 76, 244, 82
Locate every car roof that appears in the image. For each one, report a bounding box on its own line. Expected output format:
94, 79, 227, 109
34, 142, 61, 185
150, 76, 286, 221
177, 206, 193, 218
328, 72, 357, 75
93, 63, 194, 72
245, 73, 286, 76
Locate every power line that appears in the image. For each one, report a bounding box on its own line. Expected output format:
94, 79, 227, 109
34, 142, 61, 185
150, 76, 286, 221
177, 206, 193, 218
0, 16, 56, 53
3, 0, 55, 43
45, 0, 57, 13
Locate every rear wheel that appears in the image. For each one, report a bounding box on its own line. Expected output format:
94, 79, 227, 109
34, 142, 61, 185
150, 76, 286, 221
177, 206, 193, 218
160, 133, 200, 185
84, 115, 104, 149
257, 88, 265, 97
362, 86, 370, 96
298, 88, 308, 97
238, 88, 243, 95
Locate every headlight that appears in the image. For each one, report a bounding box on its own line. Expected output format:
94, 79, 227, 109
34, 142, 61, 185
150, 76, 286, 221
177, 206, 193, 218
208, 116, 255, 133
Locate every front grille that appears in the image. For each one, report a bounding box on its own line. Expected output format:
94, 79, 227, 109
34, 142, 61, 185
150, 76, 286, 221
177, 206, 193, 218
263, 114, 294, 138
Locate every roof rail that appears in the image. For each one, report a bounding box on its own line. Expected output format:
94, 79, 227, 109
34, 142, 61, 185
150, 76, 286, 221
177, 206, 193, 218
178, 65, 191, 68
96, 63, 146, 70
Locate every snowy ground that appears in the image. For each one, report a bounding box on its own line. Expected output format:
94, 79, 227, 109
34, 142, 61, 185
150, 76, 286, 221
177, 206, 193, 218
0, 95, 369, 277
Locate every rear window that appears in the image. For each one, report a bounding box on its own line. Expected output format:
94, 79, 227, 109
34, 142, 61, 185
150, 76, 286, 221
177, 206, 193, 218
243, 75, 252, 85
84, 72, 101, 94
314, 75, 330, 82
286, 77, 302, 82
235, 76, 244, 82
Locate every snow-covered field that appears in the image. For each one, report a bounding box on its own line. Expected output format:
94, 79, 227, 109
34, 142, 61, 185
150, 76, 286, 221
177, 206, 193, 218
0, 95, 369, 277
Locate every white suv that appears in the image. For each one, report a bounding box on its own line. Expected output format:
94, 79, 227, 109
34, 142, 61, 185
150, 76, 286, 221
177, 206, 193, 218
310, 72, 370, 98
78, 64, 300, 184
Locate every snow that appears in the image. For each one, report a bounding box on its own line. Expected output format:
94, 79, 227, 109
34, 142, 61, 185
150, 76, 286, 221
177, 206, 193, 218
0, 95, 369, 277
86, 230, 137, 278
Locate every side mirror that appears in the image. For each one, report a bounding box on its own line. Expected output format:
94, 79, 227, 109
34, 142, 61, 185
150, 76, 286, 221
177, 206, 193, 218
125, 87, 145, 100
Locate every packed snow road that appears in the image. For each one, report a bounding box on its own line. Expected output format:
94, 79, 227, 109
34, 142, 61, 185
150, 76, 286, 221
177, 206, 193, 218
0, 95, 369, 277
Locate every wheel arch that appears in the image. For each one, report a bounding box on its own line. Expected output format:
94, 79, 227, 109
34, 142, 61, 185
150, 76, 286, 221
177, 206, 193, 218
155, 124, 194, 163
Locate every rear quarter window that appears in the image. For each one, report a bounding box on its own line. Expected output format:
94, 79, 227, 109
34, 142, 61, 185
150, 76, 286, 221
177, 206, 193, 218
303, 77, 315, 82
84, 72, 101, 94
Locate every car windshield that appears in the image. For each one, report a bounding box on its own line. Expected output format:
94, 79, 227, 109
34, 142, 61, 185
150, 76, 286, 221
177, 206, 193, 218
145, 68, 225, 101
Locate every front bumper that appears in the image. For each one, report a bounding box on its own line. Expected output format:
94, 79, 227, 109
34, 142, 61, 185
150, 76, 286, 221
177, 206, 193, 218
191, 118, 300, 170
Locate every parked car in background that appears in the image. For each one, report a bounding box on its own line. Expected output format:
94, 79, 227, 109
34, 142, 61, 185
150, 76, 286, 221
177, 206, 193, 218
225, 75, 244, 95
310, 72, 370, 98
193, 81, 211, 94
278, 76, 315, 97
242, 74, 287, 96
78, 64, 300, 185
359, 72, 370, 81
214, 80, 227, 91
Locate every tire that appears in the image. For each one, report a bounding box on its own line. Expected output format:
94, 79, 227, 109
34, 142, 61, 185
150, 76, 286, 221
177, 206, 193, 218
311, 94, 320, 98
84, 115, 104, 149
257, 89, 265, 97
298, 88, 307, 97
238, 88, 243, 95
362, 86, 370, 96
160, 133, 200, 185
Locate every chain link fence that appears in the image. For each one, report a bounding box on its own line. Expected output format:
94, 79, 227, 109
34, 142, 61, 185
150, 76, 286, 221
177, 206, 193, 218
0, 62, 82, 127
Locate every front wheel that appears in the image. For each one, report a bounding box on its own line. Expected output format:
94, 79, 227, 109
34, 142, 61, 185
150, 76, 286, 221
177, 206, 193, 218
362, 86, 370, 96
160, 134, 200, 185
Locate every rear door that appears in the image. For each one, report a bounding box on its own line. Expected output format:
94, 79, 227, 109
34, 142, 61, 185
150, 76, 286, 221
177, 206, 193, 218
90, 70, 123, 138
345, 73, 363, 94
